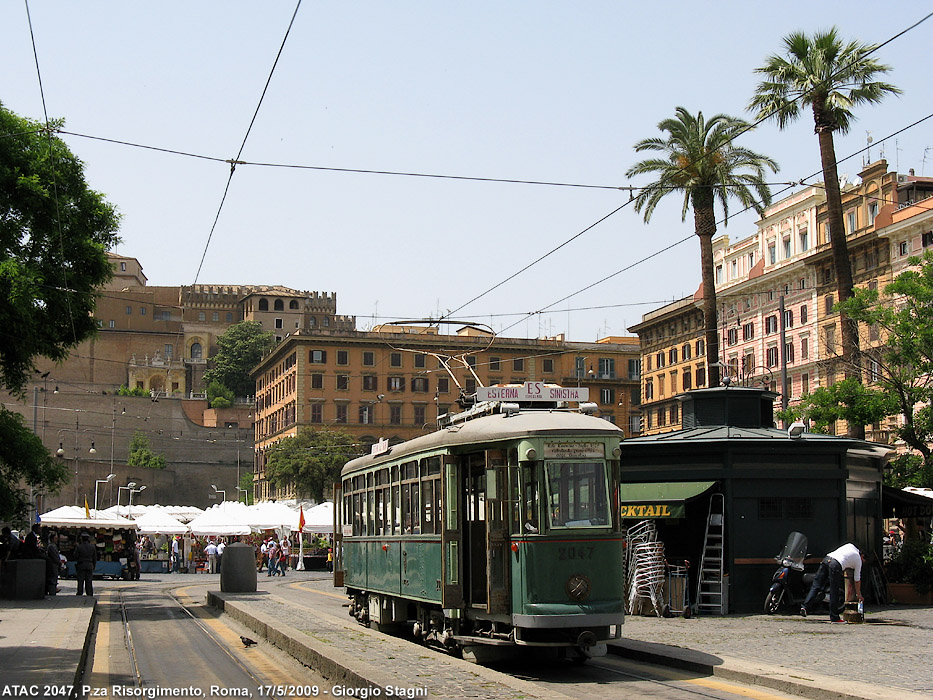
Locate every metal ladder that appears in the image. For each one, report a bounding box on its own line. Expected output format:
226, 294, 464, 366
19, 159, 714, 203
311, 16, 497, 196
696, 493, 725, 615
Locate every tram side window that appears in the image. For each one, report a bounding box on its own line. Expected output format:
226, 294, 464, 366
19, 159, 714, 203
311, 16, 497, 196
523, 464, 539, 533
420, 457, 442, 534
392, 483, 401, 534
546, 461, 609, 528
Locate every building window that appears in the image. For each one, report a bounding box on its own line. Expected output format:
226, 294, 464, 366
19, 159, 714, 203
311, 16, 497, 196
258, 299, 269, 311
783, 237, 792, 258
337, 350, 349, 365
274, 299, 284, 311
311, 404, 323, 424
513, 357, 524, 372
800, 305, 808, 324
923, 232, 933, 248
359, 405, 373, 424
198, 311, 206, 321
899, 240, 909, 256
190, 342, 202, 359
120, 262, 127, 271
766, 346, 779, 368
765, 316, 778, 334
825, 295, 834, 315
414, 354, 426, 368
715, 265, 723, 284
362, 351, 375, 366
645, 379, 654, 400
466, 356, 477, 368
784, 341, 795, 364
489, 357, 501, 372
846, 210, 857, 234
362, 375, 378, 391
388, 376, 404, 392
731, 260, 738, 278
437, 377, 449, 393
669, 404, 679, 424
164, 344, 173, 359
226, 312, 233, 322
682, 372, 692, 391
289, 300, 299, 310
542, 358, 554, 373
335, 404, 347, 424
411, 377, 429, 392
656, 352, 665, 369
275, 318, 283, 329
868, 201, 879, 225
741, 322, 754, 341
629, 414, 642, 435
799, 229, 809, 251
695, 339, 705, 357
390, 353, 402, 368
599, 357, 616, 378
390, 405, 402, 425
465, 378, 476, 393
727, 328, 738, 346
311, 374, 323, 389
336, 375, 349, 391
800, 337, 809, 360
658, 375, 666, 396
801, 373, 809, 395
310, 350, 327, 364
600, 388, 615, 405
629, 358, 642, 378
768, 242, 776, 264
414, 405, 426, 425
212, 312, 219, 322
784, 310, 794, 329
696, 366, 706, 387
823, 325, 836, 354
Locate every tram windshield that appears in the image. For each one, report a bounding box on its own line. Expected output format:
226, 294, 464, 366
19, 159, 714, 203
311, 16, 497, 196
545, 461, 610, 528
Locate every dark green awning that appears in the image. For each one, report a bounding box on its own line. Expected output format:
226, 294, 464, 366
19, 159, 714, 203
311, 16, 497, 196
619, 481, 715, 519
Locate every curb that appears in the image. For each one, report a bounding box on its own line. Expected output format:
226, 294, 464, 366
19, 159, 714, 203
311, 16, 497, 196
608, 638, 929, 700
207, 590, 575, 700
70, 598, 97, 700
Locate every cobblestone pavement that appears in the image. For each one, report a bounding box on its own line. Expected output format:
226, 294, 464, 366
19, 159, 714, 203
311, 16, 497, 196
618, 606, 933, 696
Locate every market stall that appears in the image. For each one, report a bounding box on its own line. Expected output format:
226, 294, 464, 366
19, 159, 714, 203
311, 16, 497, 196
39, 506, 139, 579
133, 508, 189, 573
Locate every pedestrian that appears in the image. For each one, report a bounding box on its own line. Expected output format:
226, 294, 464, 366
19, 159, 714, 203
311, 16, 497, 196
326, 548, 334, 572
258, 538, 269, 572
266, 540, 279, 577
75, 532, 97, 596
44, 532, 62, 595
801, 542, 865, 622
171, 536, 180, 573
205, 540, 218, 574
217, 539, 226, 572
279, 538, 289, 575
22, 523, 41, 558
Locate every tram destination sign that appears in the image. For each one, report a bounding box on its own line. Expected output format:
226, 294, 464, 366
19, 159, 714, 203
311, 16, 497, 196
543, 441, 604, 459
476, 383, 589, 403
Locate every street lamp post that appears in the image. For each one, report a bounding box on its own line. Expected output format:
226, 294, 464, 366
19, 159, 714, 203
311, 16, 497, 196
211, 484, 226, 502
94, 473, 115, 515
128, 485, 146, 519
117, 482, 138, 507
56, 417, 98, 505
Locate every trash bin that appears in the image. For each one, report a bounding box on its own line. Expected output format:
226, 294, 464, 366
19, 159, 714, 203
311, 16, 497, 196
219, 542, 257, 592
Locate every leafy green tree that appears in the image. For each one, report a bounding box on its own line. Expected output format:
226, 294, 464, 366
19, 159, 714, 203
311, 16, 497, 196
626, 108, 777, 387
202, 321, 274, 398
0, 102, 120, 521
127, 430, 166, 470
750, 28, 900, 438
117, 384, 149, 397
207, 380, 234, 409
265, 428, 360, 502
238, 470, 254, 504
779, 252, 933, 488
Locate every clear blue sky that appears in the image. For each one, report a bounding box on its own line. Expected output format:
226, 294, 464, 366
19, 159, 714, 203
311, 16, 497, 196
3, 2, 930, 341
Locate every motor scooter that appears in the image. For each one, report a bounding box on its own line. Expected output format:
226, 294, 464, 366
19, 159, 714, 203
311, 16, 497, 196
764, 532, 815, 614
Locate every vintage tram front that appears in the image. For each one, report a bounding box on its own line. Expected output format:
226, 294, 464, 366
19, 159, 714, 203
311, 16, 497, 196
339, 401, 624, 662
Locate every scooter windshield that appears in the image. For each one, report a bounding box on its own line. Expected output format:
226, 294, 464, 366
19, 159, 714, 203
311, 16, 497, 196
776, 531, 808, 565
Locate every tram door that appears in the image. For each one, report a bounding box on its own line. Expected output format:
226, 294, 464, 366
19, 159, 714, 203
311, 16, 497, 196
464, 453, 487, 607
484, 450, 510, 614
441, 455, 464, 609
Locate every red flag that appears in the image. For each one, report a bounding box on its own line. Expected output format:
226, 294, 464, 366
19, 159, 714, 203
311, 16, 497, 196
298, 505, 306, 531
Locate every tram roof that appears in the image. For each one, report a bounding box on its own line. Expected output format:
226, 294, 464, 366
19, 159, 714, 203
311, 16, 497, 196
342, 409, 623, 476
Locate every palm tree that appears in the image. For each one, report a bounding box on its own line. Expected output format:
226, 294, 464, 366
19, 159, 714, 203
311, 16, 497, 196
626, 108, 777, 388
749, 28, 900, 437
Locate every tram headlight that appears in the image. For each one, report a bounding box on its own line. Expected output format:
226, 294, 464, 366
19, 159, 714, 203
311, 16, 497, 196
566, 574, 591, 601
525, 447, 537, 461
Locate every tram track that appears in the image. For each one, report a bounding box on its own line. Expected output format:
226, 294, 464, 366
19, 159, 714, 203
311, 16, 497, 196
83, 581, 323, 700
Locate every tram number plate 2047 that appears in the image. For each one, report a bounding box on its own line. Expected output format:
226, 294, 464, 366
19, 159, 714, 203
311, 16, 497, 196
558, 546, 594, 561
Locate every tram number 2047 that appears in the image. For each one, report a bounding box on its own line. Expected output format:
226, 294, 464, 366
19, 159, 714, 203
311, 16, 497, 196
558, 546, 595, 561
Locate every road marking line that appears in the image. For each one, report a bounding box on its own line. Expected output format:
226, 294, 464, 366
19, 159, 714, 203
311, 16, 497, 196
85, 591, 112, 687
687, 677, 792, 699
287, 580, 347, 600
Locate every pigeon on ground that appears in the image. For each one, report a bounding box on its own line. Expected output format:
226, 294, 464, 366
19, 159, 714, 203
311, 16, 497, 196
240, 636, 257, 648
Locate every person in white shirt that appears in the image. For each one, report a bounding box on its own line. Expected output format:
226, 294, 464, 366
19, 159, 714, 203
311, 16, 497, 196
217, 540, 226, 572
800, 542, 865, 622
205, 540, 218, 574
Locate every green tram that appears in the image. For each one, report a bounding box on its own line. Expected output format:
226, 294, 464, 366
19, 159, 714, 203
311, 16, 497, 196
339, 401, 625, 662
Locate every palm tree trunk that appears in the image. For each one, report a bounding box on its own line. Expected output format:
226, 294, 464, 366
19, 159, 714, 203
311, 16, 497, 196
694, 200, 720, 388
814, 102, 864, 439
